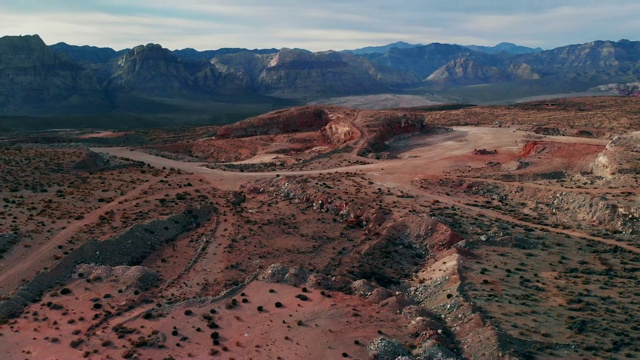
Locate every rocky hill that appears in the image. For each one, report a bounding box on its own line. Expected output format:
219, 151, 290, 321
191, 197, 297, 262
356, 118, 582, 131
0, 35, 109, 115
1, 35, 640, 116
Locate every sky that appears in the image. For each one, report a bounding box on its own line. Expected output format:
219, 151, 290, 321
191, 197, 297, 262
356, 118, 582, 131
1, 0, 639, 51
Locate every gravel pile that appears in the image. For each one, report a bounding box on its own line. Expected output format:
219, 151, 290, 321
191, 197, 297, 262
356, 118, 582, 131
75, 264, 159, 290
258, 264, 311, 287
367, 337, 411, 360
350, 279, 376, 296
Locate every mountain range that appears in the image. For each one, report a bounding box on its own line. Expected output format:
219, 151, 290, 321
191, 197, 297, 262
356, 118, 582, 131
1, 34, 639, 118
342, 41, 543, 55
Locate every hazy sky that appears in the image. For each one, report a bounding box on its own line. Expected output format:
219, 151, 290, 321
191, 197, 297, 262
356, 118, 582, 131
1, 0, 639, 51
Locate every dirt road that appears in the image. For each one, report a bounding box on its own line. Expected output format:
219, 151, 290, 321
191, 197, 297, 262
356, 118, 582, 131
92, 126, 640, 255
0, 177, 163, 295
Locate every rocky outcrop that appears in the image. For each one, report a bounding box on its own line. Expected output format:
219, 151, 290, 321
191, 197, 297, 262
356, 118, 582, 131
320, 121, 360, 145
215, 106, 334, 138
592, 131, 640, 178
506, 62, 540, 80
426, 57, 507, 85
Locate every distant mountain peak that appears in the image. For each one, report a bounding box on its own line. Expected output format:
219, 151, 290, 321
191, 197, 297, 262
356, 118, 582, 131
123, 43, 175, 62
342, 41, 422, 55
465, 42, 543, 54
0, 34, 56, 67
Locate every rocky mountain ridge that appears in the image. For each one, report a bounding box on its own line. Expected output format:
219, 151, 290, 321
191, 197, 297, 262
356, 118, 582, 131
465, 42, 543, 54
1, 34, 640, 116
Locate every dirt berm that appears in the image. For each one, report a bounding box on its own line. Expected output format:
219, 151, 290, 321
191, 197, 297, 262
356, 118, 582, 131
0, 206, 214, 320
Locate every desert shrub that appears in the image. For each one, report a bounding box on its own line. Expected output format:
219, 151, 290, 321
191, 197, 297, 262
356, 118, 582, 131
207, 321, 219, 329
69, 338, 84, 348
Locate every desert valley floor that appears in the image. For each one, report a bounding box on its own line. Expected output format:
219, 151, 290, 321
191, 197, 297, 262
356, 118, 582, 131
0, 97, 639, 359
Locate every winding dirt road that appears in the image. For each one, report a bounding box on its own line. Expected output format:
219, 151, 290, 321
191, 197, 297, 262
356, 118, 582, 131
91, 125, 640, 255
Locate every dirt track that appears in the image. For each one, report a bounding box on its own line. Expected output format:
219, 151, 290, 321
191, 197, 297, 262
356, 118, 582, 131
0, 176, 166, 295
92, 126, 640, 255
91, 126, 611, 186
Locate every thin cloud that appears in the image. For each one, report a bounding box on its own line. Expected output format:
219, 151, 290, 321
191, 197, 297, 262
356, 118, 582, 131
0, 1, 638, 51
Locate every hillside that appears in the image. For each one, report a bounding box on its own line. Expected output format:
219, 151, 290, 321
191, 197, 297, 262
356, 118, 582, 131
0, 35, 639, 119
